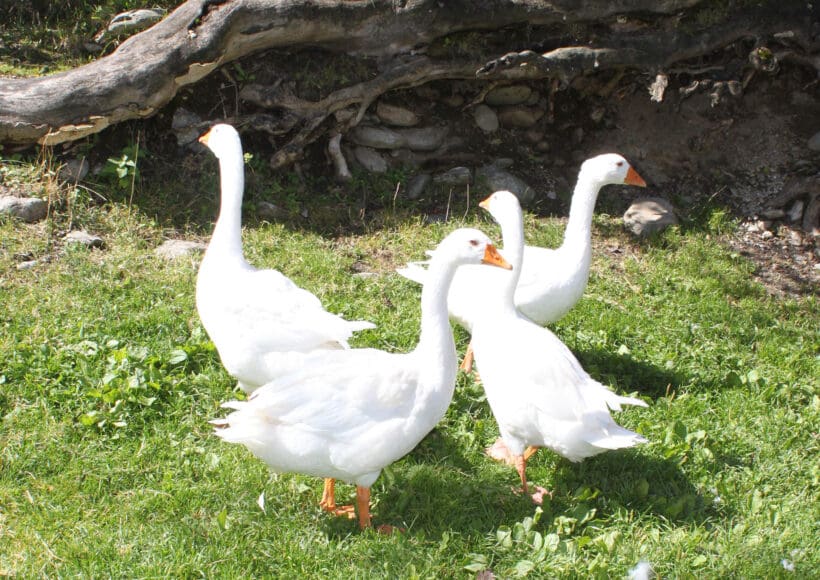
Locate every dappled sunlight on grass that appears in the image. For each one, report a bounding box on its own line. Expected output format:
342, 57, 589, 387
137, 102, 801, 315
1, 156, 817, 576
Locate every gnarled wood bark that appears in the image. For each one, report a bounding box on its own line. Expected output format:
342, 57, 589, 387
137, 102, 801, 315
0, 0, 815, 170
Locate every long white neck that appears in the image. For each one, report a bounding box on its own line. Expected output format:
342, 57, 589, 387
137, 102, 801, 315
498, 209, 525, 316
415, 258, 459, 371
208, 149, 246, 260
561, 170, 603, 261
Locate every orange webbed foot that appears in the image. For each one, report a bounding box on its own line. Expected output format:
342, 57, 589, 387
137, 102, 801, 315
319, 478, 357, 519
485, 438, 517, 465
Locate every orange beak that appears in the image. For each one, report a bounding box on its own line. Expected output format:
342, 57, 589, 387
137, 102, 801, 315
625, 166, 647, 187
482, 244, 512, 270
479, 196, 492, 210
198, 129, 212, 146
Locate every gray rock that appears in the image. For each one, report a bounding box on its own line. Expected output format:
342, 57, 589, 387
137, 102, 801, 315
492, 158, 515, 170
787, 199, 804, 223
353, 146, 388, 173
400, 126, 450, 152
759, 208, 785, 219
434, 167, 472, 186
64, 230, 104, 249
623, 197, 679, 237
405, 173, 432, 200
172, 108, 203, 146
0, 196, 47, 223
17, 260, 38, 270
348, 126, 406, 150
473, 104, 499, 133
807, 131, 820, 152
59, 158, 90, 183
375, 102, 420, 127
802, 194, 819, 235
476, 165, 536, 205
485, 85, 532, 106
590, 107, 606, 124
257, 201, 286, 221
349, 125, 449, 152
497, 106, 544, 129
154, 239, 206, 260
95, 9, 164, 42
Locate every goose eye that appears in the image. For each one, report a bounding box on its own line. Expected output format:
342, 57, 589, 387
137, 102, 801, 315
469, 239, 479, 247
616, 161, 624, 167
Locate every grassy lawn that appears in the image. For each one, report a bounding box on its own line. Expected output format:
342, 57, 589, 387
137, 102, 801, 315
0, 144, 817, 578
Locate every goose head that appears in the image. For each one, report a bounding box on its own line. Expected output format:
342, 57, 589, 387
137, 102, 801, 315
479, 190, 522, 226
580, 153, 646, 188
431, 228, 512, 271
198, 124, 243, 161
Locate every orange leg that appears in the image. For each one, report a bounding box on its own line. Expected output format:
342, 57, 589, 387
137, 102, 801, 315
319, 478, 355, 519
355, 486, 372, 530
486, 438, 539, 466
511, 450, 551, 505
459, 342, 475, 373
514, 454, 529, 495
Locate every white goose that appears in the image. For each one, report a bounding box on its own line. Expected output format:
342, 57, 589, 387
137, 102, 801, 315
213, 228, 512, 530
398, 154, 646, 368
196, 124, 374, 393
469, 191, 647, 501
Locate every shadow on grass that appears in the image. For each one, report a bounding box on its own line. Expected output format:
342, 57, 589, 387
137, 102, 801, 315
572, 347, 685, 401
318, 429, 728, 539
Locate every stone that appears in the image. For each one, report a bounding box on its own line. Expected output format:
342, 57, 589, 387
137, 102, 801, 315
476, 164, 536, 205
64, 230, 104, 248
806, 131, 820, 152
59, 158, 90, 183
802, 194, 819, 234
172, 107, 203, 146
433, 167, 472, 186
349, 128, 382, 151
787, 229, 804, 246
473, 104, 499, 133
0, 196, 47, 223
348, 125, 448, 151
95, 8, 164, 43
525, 90, 542, 106
787, 199, 804, 223
353, 146, 388, 173
405, 173, 432, 200
17, 260, 38, 270
623, 197, 679, 237
375, 102, 420, 127
257, 201, 286, 221
497, 106, 544, 129
759, 208, 785, 219
154, 239, 206, 260
485, 85, 532, 106
400, 126, 450, 152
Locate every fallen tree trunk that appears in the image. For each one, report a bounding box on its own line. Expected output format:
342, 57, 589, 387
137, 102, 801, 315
0, 0, 815, 164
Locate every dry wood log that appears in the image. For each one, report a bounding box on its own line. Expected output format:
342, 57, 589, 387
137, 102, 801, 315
0, 0, 815, 172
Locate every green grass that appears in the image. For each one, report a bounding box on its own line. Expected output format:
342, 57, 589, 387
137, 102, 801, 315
1, 153, 818, 579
